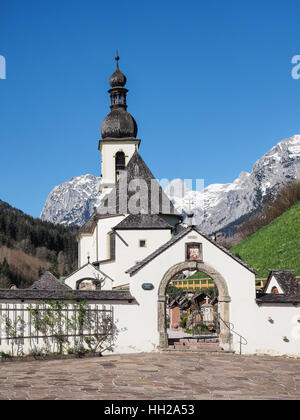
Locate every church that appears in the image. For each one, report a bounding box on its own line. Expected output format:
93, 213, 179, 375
61, 55, 300, 356
64, 53, 184, 292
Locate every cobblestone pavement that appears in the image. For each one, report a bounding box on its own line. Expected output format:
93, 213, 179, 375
0, 352, 299, 400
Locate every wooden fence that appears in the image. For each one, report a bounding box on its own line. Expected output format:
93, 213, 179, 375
170, 277, 300, 291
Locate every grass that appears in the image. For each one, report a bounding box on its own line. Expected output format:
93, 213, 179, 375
187, 271, 210, 279
231, 201, 300, 277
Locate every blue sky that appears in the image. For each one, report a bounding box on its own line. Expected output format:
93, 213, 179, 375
1, 0, 300, 218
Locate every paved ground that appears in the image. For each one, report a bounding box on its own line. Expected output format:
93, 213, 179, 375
0, 352, 299, 400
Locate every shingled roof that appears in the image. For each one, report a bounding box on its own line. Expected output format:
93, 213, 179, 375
113, 214, 173, 230
256, 270, 300, 304
264, 270, 299, 295
29, 272, 72, 291
80, 152, 181, 234
126, 226, 257, 276
0, 289, 135, 302
256, 293, 300, 304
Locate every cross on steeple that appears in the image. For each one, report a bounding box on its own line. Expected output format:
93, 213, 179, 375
184, 198, 195, 226
184, 198, 195, 212
115, 46, 120, 70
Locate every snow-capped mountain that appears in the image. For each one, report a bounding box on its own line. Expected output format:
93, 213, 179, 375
166, 134, 300, 234
41, 135, 300, 234
40, 174, 102, 226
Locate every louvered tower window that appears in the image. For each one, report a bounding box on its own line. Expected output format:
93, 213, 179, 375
115, 151, 125, 181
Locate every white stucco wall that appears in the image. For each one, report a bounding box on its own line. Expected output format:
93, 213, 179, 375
112, 229, 255, 354
251, 304, 300, 357
97, 216, 125, 261
79, 234, 97, 268
78, 225, 300, 357
113, 229, 172, 287
79, 215, 125, 268
111, 230, 300, 357
101, 142, 138, 186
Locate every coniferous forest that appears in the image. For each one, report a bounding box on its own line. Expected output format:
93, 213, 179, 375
0, 200, 78, 288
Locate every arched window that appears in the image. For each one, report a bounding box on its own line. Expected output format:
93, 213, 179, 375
115, 151, 125, 172
107, 231, 116, 260
271, 286, 279, 294
76, 278, 96, 291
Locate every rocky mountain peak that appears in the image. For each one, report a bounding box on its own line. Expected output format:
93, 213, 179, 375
41, 135, 300, 235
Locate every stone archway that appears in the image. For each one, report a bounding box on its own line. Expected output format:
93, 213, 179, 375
158, 261, 232, 350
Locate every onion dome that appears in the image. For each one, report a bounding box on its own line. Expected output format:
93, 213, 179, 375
101, 51, 138, 139
101, 108, 137, 139
109, 69, 127, 88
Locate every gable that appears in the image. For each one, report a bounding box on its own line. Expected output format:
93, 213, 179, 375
64, 263, 114, 290
126, 226, 257, 276
263, 270, 298, 295
264, 276, 284, 294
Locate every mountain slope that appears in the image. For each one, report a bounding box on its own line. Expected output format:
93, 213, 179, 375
230, 201, 300, 277
41, 135, 300, 234
0, 199, 78, 288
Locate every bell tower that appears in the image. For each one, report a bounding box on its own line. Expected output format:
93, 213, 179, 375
99, 51, 141, 194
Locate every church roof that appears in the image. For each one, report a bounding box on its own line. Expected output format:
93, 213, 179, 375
126, 226, 258, 276
263, 270, 299, 295
256, 294, 300, 304
113, 214, 173, 230
256, 270, 300, 304
0, 288, 135, 302
100, 152, 181, 216
80, 152, 181, 234
101, 52, 138, 139
101, 108, 137, 139
29, 272, 72, 291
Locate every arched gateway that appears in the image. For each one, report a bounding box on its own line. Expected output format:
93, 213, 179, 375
123, 225, 257, 355
158, 260, 231, 350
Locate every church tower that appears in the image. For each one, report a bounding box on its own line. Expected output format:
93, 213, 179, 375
99, 52, 141, 194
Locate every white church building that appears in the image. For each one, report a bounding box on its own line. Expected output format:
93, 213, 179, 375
61, 55, 300, 357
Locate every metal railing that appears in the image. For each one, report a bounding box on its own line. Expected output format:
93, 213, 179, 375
219, 315, 247, 355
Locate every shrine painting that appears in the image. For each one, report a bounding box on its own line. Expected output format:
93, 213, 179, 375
186, 243, 203, 261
